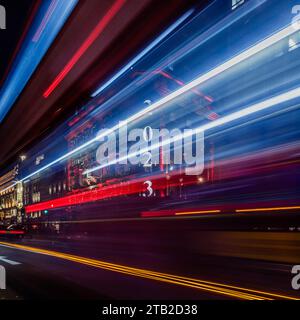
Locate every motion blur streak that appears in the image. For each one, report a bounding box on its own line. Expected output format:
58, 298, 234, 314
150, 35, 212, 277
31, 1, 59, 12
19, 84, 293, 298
0, 0, 78, 121
1, 0, 300, 301
0, 242, 298, 300
32, 0, 57, 42
0, 231, 24, 235
236, 206, 300, 213
175, 210, 221, 216
84, 85, 300, 175
25, 176, 144, 212
91, 9, 194, 97
90, 22, 298, 122
143, 204, 300, 219
2, 19, 297, 187
43, 0, 127, 98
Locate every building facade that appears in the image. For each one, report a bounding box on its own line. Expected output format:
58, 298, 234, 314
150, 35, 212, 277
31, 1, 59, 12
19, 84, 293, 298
0, 166, 23, 225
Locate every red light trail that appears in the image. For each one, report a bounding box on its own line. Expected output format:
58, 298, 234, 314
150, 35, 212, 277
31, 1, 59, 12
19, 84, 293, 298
43, 0, 126, 98
0, 230, 24, 235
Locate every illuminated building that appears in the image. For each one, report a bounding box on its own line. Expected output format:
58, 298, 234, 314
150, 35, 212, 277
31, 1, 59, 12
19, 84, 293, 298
0, 166, 23, 224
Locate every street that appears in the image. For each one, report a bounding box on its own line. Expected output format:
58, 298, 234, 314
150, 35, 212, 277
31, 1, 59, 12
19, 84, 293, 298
1, 213, 299, 300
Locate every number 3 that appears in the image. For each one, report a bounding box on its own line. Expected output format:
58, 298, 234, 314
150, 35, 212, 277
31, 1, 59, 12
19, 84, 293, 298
143, 180, 153, 197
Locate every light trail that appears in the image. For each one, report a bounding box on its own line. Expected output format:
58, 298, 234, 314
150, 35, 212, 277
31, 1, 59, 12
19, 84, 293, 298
0, 0, 78, 121
175, 210, 221, 215
32, 0, 57, 42
43, 0, 126, 98
84, 85, 300, 174
0, 242, 298, 300
0, 230, 24, 235
91, 9, 195, 97
236, 206, 300, 213
2, 22, 298, 191
23, 201, 300, 224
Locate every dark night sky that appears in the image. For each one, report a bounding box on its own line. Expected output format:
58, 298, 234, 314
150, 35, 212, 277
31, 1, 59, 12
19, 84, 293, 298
0, 0, 37, 88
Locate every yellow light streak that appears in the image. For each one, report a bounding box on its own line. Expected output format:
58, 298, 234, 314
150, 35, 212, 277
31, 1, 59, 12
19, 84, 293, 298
175, 210, 221, 215
0, 241, 298, 300
236, 206, 300, 213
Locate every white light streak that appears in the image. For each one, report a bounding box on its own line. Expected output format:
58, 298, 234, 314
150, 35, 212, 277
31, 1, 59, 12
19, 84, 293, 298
84, 86, 300, 174
91, 9, 194, 97
3, 23, 297, 189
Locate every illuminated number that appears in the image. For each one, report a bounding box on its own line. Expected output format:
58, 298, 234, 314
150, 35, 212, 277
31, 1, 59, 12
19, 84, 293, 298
143, 180, 153, 197
143, 151, 152, 167
143, 126, 153, 167
143, 126, 153, 142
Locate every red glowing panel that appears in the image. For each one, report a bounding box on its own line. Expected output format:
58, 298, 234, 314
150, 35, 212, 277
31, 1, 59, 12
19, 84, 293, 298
141, 211, 175, 218
25, 178, 144, 213
0, 230, 25, 235
25, 171, 200, 213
